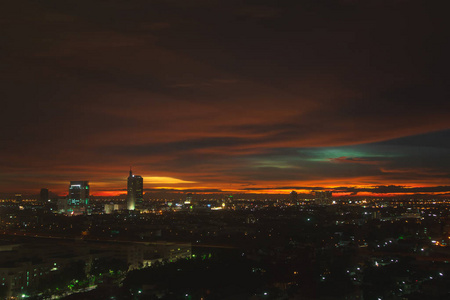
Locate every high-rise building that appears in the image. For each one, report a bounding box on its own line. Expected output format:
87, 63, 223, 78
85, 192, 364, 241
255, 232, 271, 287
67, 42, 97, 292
290, 191, 298, 204
127, 169, 143, 210
39, 188, 49, 203
67, 181, 90, 215
314, 191, 333, 205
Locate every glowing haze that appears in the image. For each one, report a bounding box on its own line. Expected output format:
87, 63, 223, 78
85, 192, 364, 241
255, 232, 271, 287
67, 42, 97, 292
1, 1, 449, 197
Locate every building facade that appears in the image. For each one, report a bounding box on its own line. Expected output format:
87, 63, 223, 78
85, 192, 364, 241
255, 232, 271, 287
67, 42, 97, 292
66, 181, 90, 215
127, 170, 143, 210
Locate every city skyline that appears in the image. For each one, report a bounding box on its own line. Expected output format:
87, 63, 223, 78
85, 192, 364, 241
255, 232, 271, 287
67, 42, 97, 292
1, 1, 449, 197
2, 2, 450, 299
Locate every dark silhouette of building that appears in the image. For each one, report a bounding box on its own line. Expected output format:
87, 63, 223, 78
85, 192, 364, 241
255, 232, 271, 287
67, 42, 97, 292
314, 191, 333, 205
39, 188, 49, 203
290, 191, 298, 204
127, 169, 143, 210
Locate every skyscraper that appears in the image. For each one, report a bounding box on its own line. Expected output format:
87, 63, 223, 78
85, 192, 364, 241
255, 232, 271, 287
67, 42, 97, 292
127, 169, 143, 210
39, 188, 49, 203
290, 190, 298, 204
67, 181, 90, 215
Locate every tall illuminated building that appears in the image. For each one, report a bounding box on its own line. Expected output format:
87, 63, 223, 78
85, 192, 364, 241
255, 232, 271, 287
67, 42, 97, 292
127, 169, 143, 210
67, 181, 90, 215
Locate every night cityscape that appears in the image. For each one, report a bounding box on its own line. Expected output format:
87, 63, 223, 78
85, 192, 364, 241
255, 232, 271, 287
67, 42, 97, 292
1, 1, 450, 300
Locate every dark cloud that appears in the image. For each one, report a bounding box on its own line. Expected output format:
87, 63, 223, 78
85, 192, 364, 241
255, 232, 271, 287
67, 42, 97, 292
332, 185, 450, 195
102, 137, 254, 157
377, 129, 450, 149
244, 185, 450, 196
0, 0, 449, 194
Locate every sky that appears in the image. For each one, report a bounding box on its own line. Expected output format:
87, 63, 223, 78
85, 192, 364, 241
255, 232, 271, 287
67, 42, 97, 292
1, 0, 449, 197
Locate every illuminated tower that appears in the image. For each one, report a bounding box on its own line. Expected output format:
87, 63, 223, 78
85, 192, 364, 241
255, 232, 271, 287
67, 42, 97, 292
68, 181, 90, 215
127, 169, 143, 210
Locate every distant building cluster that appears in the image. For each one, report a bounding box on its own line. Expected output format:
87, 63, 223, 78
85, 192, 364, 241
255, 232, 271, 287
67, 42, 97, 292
2, 183, 450, 299
314, 191, 334, 205
55, 169, 144, 215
